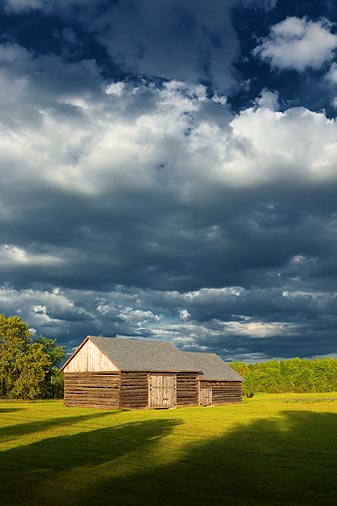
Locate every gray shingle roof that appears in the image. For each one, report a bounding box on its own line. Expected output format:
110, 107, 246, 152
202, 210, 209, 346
89, 336, 201, 372
89, 336, 243, 381
181, 351, 243, 381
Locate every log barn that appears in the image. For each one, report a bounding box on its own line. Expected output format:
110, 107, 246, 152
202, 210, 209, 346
60, 336, 243, 409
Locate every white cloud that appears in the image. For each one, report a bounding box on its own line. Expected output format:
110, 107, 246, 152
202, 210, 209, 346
3, 0, 90, 13
228, 106, 337, 184
96, 303, 116, 316
142, 318, 297, 348
179, 309, 191, 321
243, 0, 277, 10
254, 17, 337, 71
118, 308, 161, 325
325, 62, 337, 84
255, 88, 279, 110
32, 304, 47, 315
105, 82, 125, 96
3, 0, 43, 12
222, 320, 298, 338
0, 245, 63, 267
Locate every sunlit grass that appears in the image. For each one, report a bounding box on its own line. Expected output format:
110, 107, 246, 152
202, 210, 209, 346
1, 393, 337, 505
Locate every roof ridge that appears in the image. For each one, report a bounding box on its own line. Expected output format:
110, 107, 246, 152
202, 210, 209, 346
181, 350, 218, 358
90, 336, 176, 345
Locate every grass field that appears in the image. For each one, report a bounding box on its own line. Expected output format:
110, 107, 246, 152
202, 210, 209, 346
1, 393, 337, 506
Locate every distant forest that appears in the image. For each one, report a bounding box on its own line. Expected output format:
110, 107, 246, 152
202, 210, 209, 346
231, 358, 337, 397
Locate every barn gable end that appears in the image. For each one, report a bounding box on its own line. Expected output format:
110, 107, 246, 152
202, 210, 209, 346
62, 337, 119, 373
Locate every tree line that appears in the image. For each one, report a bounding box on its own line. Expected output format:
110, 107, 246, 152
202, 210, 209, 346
231, 358, 337, 397
0, 314, 64, 400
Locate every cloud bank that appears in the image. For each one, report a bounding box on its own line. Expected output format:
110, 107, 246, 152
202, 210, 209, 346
2, 2, 337, 361
1, 38, 337, 359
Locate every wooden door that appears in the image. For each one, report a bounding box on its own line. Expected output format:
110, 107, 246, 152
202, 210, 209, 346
199, 384, 212, 406
148, 374, 177, 408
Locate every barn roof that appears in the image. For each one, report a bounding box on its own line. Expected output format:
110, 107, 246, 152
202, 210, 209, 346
180, 351, 243, 382
89, 336, 201, 373
61, 335, 243, 381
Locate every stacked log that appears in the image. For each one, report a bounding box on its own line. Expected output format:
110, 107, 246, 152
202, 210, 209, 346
176, 372, 199, 407
64, 372, 120, 409
120, 372, 148, 409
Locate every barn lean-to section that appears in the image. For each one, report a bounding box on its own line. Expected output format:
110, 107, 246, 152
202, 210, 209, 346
61, 336, 243, 409
199, 381, 242, 405
183, 351, 243, 406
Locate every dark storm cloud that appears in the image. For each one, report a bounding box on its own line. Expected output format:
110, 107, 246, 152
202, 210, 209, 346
2, 0, 241, 92
1, 0, 275, 93
2, 1, 337, 361
4, 283, 337, 361
88, 0, 241, 92
1, 56, 336, 296
3, 166, 337, 294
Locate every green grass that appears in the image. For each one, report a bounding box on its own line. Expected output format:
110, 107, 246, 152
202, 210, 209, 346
1, 393, 337, 505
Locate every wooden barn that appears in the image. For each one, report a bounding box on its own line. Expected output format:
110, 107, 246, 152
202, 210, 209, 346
60, 336, 243, 409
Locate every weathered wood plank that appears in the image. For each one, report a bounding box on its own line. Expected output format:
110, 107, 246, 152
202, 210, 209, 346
64, 372, 121, 409
199, 380, 242, 405
120, 372, 148, 409
63, 340, 119, 372
148, 374, 177, 409
176, 373, 198, 407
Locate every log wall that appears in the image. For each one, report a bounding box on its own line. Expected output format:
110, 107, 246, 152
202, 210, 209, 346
64, 372, 120, 408
199, 381, 242, 405
63, 372, 242, 409
120, 372, 148, 409
176, 373, 199, 407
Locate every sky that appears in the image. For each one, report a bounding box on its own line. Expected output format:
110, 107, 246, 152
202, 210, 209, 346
2, 0, 337, 362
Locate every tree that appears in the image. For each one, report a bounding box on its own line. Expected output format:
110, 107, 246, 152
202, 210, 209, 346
0, 314, 65, 399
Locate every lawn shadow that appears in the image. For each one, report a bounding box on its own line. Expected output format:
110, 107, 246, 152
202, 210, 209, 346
0, 410, 125, 442
70, 410, 337, 506
0, 408, 25, 414
0, 417, 182, 506
1, 410, 337, 506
